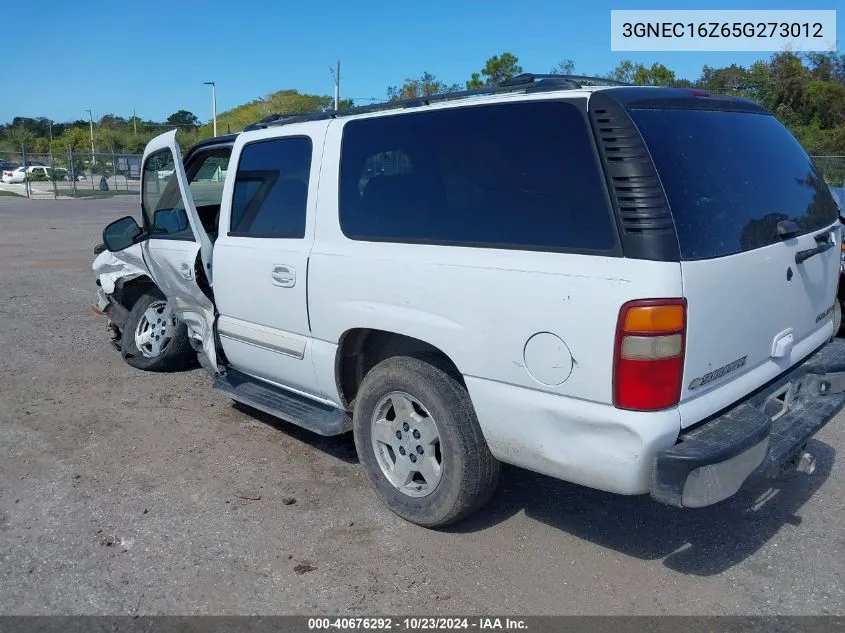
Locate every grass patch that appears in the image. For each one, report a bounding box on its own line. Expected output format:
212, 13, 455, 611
0, 189, 23, 197
69, 189, 137, 198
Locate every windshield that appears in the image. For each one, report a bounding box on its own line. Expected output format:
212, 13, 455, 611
630, 108, 838, 260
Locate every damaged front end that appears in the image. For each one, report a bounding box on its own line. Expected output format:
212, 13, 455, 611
91, 243, 151, 339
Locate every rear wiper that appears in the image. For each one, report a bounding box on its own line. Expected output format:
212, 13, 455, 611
795, 231, 835, 264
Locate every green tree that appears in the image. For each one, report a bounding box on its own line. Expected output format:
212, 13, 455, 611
805, 81, 845, 128
466, 52, 523, 88
61, 127, 93, 152
632, 62, 676, 86
768, 52, 809, 124
466, 72, 484, 90
7, 125, 34, 149
607, 60, 637, 84
166, 110, 200, 127
99, 114, 128, 128
388, 72, 461, 100
608, 60, 678, 86
550, 59, 575, 75
698, 64, 748, 93
32, 137, 50, 153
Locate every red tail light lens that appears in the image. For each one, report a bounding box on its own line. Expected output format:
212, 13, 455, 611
614, 299, 686, 411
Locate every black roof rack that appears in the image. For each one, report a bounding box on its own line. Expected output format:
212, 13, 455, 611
245, 73, 631, 131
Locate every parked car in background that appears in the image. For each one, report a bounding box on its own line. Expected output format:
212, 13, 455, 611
2, 166, 27, 183
0, 159, 18, 172
26, 165, 53, 181
51, 167, 86, 182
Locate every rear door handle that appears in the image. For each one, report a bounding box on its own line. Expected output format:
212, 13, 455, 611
271, 265, 295, 288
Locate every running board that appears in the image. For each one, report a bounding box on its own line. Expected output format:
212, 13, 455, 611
213, 368, 351, 436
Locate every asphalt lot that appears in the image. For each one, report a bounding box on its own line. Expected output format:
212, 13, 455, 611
0, 196, 843, 615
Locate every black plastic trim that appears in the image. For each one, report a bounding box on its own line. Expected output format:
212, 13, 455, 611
213, 367, 351, 436
146, 233, 195, 242
588, 91, 680, 261
226, 232, 306, 239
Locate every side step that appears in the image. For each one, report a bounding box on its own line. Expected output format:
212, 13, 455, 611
213, 368, 351, 436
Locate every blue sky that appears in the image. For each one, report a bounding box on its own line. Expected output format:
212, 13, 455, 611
3, 0, 841, 125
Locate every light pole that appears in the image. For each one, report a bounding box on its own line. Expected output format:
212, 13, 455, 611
329, 61, 340, 111
48, 120, 53, 161
85, 109, 95, 167
204, 82, 217, 136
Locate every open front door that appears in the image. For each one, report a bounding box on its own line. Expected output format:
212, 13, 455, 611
139, 130, 218, 371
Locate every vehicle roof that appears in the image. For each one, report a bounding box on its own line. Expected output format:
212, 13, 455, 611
186, 133, 239, 154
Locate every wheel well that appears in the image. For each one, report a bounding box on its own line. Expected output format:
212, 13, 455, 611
336, 329, 462, 411
114, 276, 156, 311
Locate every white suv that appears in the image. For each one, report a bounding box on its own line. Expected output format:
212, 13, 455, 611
93, 74, 845, 526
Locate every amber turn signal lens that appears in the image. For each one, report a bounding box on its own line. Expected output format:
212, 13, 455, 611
623, 304, 685, 333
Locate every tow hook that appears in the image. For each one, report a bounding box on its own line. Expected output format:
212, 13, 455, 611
795, 451, 816, 475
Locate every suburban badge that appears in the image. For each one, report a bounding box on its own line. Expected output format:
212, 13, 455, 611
688, 356, 748, 390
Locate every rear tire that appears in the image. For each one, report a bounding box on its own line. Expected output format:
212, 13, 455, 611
353, 355, 499, 527
120, 289, 194, 372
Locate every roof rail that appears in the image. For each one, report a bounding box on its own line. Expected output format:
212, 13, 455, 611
501, 73, 632, 88
245, 73, 631, 131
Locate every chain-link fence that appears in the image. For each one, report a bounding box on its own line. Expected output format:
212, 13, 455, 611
0, 147, 141, 199
812, 156, 845, 188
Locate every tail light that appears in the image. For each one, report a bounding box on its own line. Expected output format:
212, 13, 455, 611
613, 299, 686, 411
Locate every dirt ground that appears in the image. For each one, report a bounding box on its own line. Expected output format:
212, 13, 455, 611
0, 196, 843, 615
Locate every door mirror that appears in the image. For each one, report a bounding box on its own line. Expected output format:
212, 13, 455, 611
153, 208, 190, 234
102, 216, 143, 252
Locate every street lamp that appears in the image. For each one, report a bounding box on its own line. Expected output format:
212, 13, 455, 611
203, 82, 217, 136
85, 109, 95, 166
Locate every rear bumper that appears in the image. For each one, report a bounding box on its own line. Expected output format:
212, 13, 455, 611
652, 338, 845, 508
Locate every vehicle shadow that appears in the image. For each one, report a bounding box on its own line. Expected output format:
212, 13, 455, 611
231, 401, 359, 465
229, 399, 834, 575
449, 439, 835, 576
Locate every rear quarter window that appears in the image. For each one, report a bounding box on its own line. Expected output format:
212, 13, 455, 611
339, 101, 618, 253
631, 109, 838, 260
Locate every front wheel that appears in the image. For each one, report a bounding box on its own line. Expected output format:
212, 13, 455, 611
353, 356, 500, 527
119, 289, 194, 371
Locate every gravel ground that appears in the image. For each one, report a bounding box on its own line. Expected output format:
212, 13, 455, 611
0, 196, 843, 615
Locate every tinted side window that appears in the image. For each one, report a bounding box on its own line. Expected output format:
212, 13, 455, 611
142, 149, 192, 238
339, 102, 616, 252
187, 151, 230, 208
230, 137, 312, 238
631, 109, 838, 259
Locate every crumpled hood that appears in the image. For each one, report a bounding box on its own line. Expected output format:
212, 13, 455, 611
92, 244, 149, 294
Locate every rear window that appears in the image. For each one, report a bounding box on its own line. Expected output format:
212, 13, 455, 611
339, 101, 617, 252
631, 109, 838, 260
